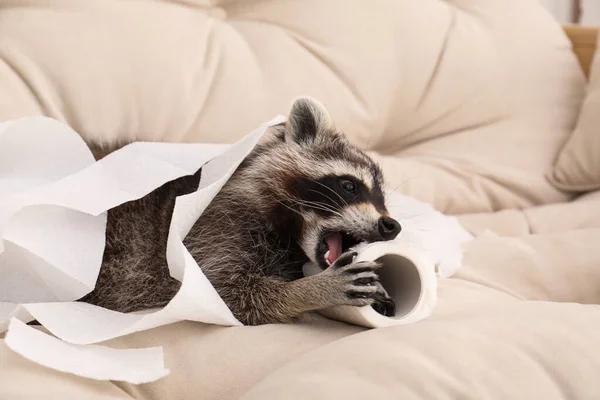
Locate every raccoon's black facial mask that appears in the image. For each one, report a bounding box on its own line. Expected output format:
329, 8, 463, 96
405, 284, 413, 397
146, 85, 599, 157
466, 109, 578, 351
262, 96, 402, 268
288, 173, 401, 268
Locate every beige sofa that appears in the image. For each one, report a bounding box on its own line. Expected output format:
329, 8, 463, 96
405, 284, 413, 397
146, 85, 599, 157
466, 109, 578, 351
2, 1, 600, 399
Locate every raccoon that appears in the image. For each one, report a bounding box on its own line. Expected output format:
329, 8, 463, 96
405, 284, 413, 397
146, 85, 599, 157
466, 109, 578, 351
80, 98, 402, 325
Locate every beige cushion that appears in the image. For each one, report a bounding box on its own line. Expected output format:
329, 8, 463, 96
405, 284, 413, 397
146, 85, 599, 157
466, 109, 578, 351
0, 1, 598, 399
0, 0, 586, 214
0, 316, 360, 400
243, 304, 600, 399
550, 33, 600, 192
577, 188, 600, 202
3, 204, 600, 398
458, 189, 600, 236
242, 222, 600, 399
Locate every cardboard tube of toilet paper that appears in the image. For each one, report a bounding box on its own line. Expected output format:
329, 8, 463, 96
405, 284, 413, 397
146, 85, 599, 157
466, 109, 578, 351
303, 242, 438, 328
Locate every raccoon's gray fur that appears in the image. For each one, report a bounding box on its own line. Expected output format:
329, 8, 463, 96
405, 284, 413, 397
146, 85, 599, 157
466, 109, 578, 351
80, 98, 401, 325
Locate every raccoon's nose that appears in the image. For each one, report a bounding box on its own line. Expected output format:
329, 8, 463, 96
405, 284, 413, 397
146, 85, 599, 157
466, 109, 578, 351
378, 217, 401, 240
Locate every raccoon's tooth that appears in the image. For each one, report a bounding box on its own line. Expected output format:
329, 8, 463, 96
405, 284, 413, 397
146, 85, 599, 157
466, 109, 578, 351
324, 250, 331, 265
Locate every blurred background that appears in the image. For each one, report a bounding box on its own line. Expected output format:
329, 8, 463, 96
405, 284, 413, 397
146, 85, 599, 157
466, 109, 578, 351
540, 0, 600, 24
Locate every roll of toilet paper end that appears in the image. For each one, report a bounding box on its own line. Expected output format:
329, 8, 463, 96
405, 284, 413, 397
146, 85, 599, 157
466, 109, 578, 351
302, 242, 438, 328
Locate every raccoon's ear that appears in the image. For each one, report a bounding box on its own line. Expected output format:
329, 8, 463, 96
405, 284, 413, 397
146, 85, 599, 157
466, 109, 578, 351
285, 97, 335, 146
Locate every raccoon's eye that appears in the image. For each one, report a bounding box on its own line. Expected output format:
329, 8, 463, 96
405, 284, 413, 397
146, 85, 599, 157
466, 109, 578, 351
339, 179, 357, 194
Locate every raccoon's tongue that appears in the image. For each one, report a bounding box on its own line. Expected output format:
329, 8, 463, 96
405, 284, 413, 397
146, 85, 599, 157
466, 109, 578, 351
325, 232, 343, 264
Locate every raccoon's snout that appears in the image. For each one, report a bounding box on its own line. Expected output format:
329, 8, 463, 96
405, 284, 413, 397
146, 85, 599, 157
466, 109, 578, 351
378, 217, 401, 241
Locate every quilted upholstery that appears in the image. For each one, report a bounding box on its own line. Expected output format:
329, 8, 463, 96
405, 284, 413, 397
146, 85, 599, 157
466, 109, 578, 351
0, 0, 586, 213
1, 2, 599, 399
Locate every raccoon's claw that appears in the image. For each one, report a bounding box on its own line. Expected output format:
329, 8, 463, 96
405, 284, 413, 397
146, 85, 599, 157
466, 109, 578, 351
318, 258, 383, 308
331, 251, 358, 268
313, 252, 387, 309
353, 276, 378, 286
372, 296, 396, 317
372, 281, 396, 316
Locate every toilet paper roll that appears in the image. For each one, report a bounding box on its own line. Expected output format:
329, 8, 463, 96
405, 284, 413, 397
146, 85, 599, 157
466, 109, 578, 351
303, 242, 438, 328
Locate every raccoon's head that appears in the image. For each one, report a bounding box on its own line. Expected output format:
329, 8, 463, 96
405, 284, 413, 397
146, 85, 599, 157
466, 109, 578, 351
239, 97, 401, 269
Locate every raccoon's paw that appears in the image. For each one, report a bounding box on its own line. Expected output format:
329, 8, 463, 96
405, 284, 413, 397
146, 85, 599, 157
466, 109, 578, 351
322, 251, 382, 307
370, 281, 396, 317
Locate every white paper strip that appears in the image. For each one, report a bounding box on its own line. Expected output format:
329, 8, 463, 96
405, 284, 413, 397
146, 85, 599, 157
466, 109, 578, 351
4, 318, 170, 384
0, 115, 285, 382
0, 302, 32, 332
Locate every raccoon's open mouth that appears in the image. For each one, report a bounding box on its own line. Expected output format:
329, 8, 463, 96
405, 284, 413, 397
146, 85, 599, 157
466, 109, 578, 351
317, 231, 362, 268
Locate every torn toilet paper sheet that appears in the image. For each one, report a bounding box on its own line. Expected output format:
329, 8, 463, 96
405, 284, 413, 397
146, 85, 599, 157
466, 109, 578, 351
0, 115, 284, 383
4, 318, 170, 384
384, 190, 473, 278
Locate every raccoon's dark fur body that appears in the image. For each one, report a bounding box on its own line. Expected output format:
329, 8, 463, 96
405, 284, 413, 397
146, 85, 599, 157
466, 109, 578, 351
81, 98, 401, 325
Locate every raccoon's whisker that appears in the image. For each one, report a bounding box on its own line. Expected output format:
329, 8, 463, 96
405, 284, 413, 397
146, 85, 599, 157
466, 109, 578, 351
303, 200, 340, 211
296, 203, 343, 217
309, 180, 348, 207
278, 197, 344, 221
365, 134, 372, 152
396, 211, 433, 220
306, 188, 343, 209
292, 199, 344, 217
273, 198, 304, 217
288, 201, 343, 218
389, 176, 420, 193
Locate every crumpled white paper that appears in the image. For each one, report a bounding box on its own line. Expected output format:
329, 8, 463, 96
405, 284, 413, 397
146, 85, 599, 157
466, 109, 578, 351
384, 190, 473, 278
4, 318, 170, 384
0, 115, 284, 383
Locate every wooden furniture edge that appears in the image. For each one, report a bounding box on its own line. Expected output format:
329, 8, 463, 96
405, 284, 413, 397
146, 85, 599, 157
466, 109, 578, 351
563, 24, 598, 79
